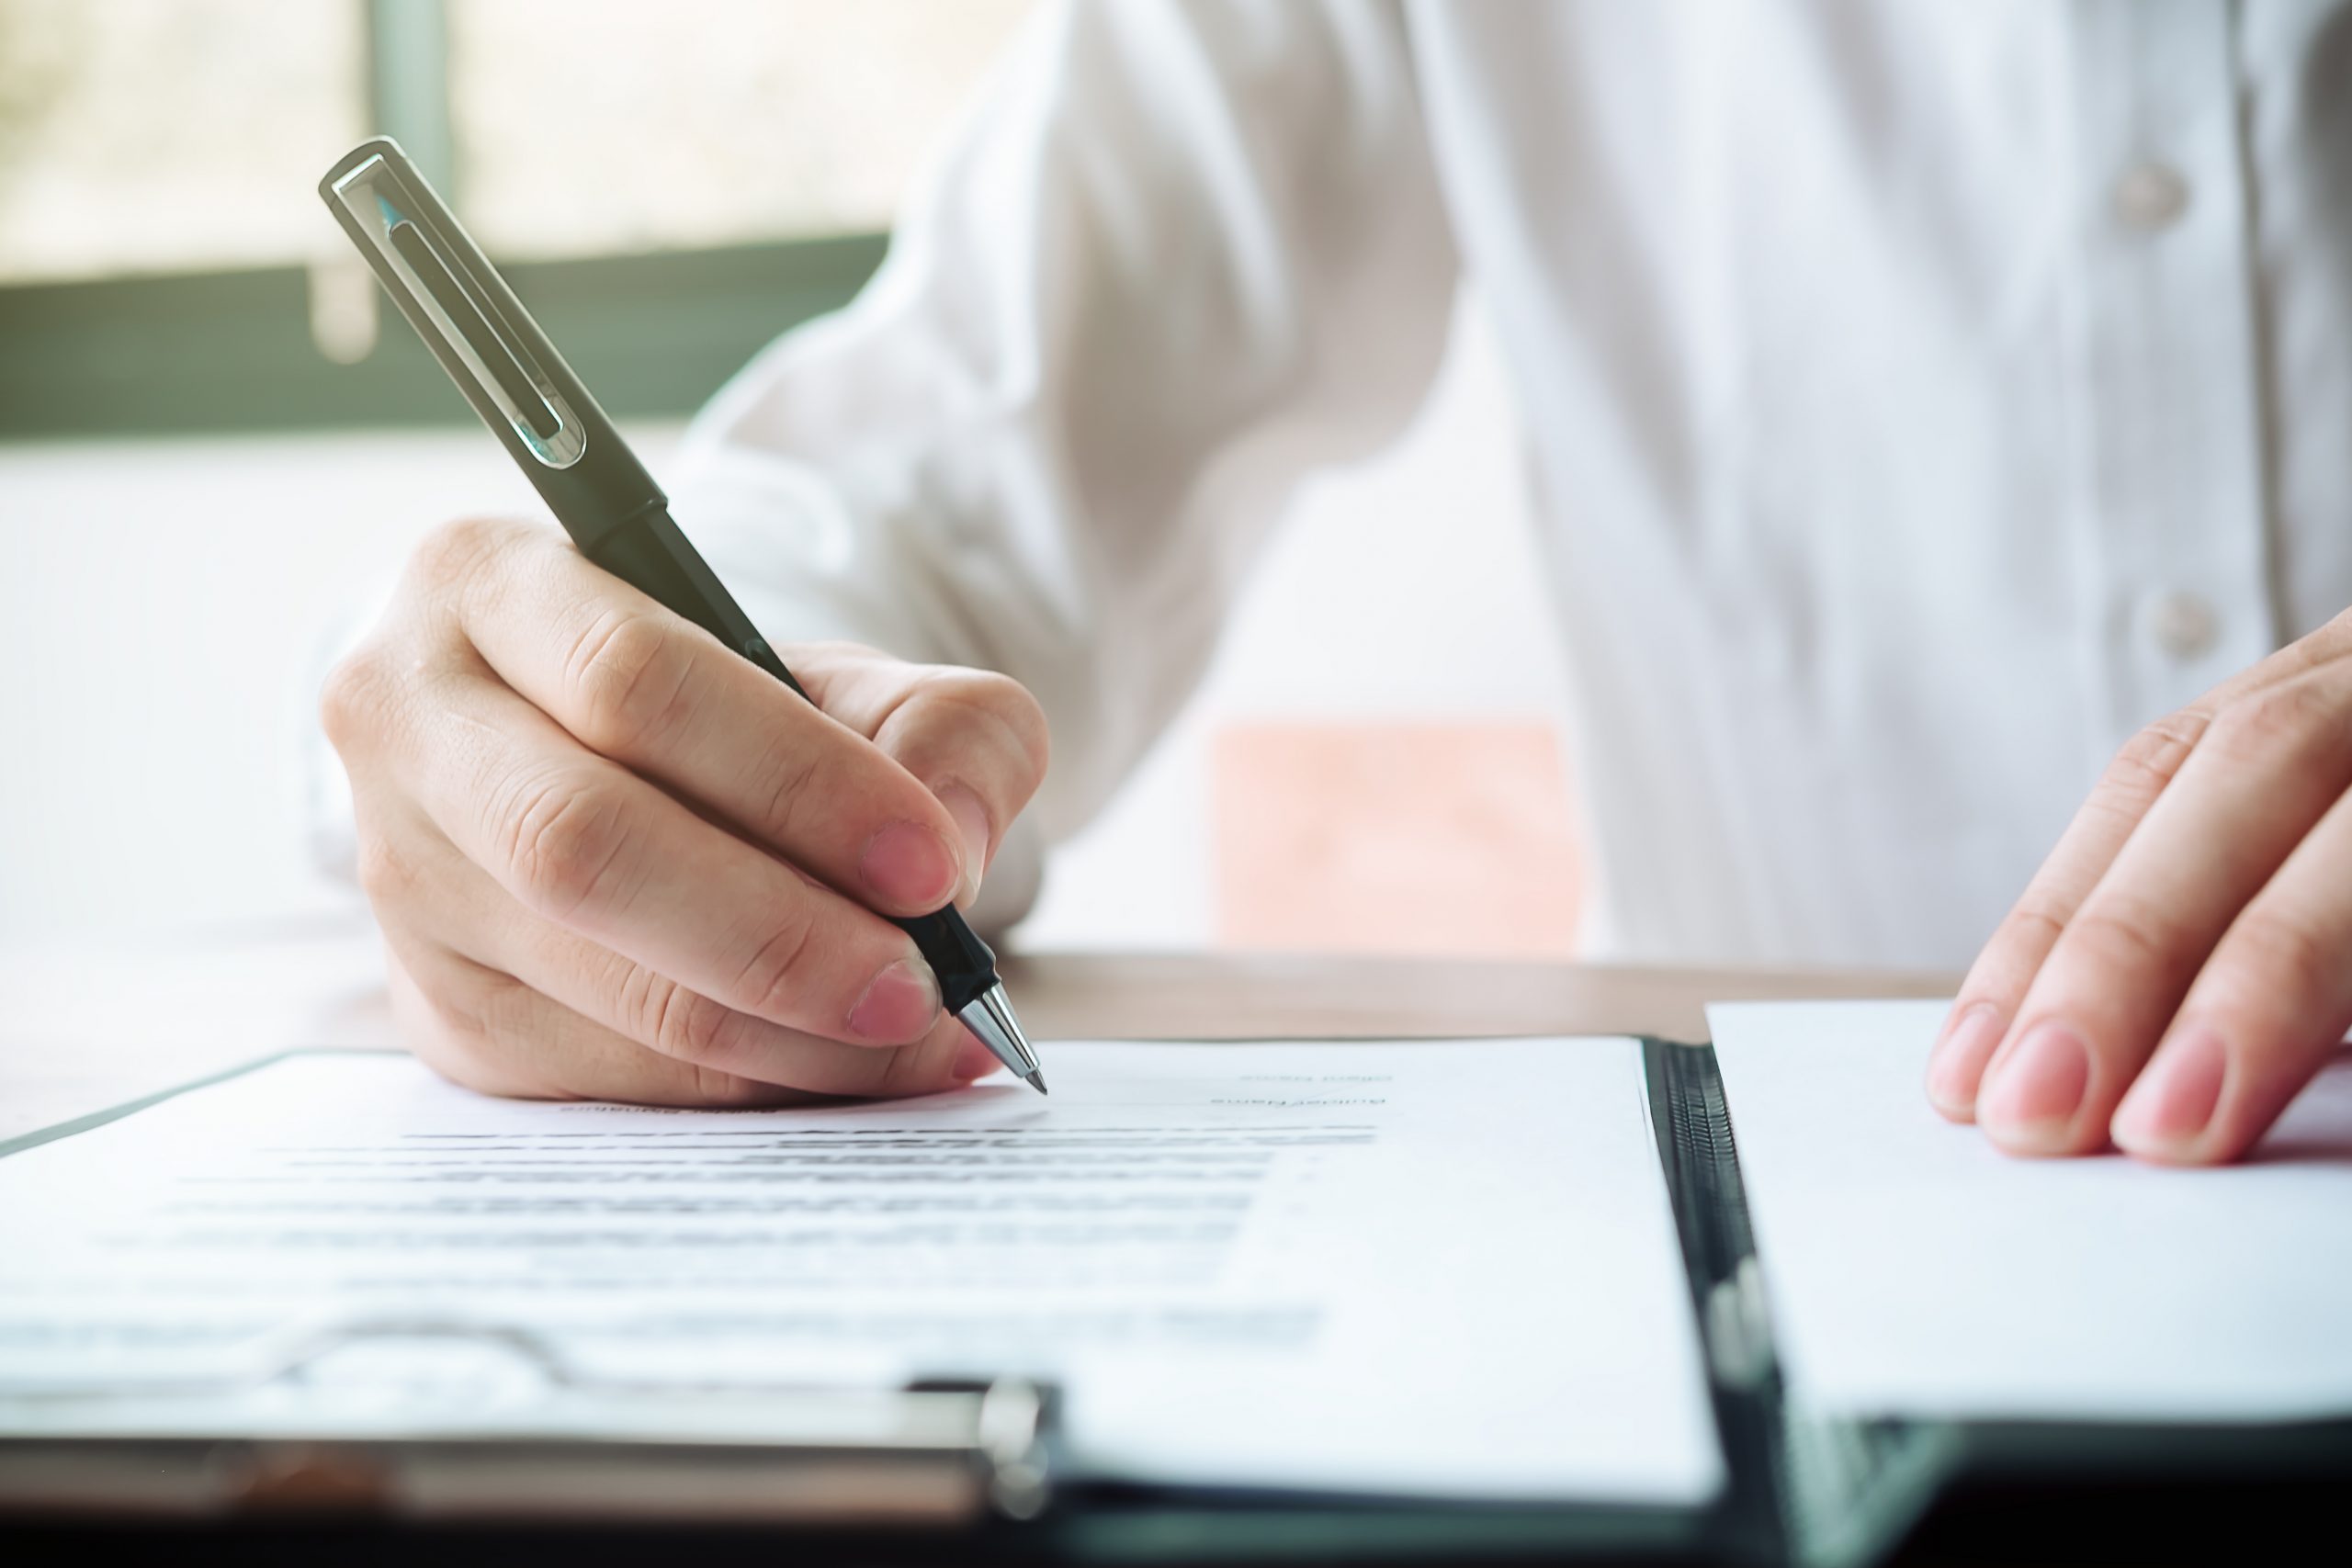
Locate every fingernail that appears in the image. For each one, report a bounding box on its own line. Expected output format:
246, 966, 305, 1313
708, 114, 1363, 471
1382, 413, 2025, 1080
933, 783, 991, 905
2113, 1028, 2226, 1157
847, 958, 939, 1042
860, 821, 960, 908
1976, 1021, 2090, 1151
1927, 1003, 2005, 1118
953, 1029, 1002, 1081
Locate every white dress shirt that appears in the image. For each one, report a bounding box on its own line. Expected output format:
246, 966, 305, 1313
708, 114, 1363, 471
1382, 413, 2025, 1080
671, 0, 2352, 969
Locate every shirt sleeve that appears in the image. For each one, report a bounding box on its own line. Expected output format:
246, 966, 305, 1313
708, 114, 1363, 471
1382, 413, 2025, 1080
670, 0, 1460, 846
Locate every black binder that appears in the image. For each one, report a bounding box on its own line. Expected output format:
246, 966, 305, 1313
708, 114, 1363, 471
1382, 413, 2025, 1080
1634, 1038, 2352, 1565
6, 1043, 2349, 1566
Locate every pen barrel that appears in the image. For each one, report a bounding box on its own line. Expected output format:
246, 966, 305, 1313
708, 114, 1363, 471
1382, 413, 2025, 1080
588, 507, 809, 700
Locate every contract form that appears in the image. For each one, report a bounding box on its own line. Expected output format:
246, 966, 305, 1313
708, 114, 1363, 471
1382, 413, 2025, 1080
0, 1039, 1724, 1504
1710, 999, 2352, 1424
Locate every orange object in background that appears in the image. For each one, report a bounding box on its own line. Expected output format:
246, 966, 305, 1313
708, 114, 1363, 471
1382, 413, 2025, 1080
1212, 721, 1583, 959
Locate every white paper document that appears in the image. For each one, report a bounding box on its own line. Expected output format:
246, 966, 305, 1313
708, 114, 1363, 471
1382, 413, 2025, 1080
0, 1039, 1722, 1504
1710, 999, 2352, 1423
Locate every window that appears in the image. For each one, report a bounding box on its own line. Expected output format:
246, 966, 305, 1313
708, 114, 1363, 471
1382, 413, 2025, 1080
449, 0, 1033, 260
0, 0, 1035, 435
0, 0, 366, 284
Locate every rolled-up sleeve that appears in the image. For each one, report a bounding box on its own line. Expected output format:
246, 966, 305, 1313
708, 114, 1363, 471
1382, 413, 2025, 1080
672, 0, 1459, 845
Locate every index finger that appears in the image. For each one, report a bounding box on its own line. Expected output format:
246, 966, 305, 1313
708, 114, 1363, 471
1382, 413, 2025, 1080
1926, 618, 2352, 1120
1926, 710, 2211, 1119
434, 518, 971, 918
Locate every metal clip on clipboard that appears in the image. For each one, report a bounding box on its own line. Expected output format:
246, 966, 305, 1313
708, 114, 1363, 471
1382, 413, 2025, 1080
0, 1314, 1056, 1527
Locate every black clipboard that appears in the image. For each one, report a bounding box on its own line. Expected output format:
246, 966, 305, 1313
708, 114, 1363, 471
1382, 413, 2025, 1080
1640, 1040, 2352, 1566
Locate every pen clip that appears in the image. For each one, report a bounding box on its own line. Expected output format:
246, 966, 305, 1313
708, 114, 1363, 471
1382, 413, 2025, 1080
322, 142, 587, 468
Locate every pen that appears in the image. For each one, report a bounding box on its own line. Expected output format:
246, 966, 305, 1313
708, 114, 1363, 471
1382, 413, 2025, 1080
319, 137, 1046, 1096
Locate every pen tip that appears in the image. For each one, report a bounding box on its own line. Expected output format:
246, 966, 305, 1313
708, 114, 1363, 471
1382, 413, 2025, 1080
1030, 1071, 1049, 1097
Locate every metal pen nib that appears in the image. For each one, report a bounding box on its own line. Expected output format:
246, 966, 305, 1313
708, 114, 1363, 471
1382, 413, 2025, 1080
959, 984, 1046, 1094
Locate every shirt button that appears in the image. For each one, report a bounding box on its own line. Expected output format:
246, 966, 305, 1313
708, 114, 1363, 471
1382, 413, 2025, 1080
2113, 163, 2190, 231
2146, 590, 2220, 660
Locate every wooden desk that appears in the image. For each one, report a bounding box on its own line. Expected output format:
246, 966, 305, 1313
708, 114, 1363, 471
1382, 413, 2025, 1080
1002, 950, 1957, 1043
0, 925, 1956, 1139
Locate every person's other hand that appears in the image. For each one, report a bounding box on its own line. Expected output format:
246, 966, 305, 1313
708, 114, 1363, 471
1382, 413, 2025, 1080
322, 517, 1049, 1107
1925, 613, 2352, 1163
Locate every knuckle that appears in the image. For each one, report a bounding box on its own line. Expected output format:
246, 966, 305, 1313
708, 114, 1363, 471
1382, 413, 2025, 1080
871, 1041, 927, 1099
2104, 711, 2210, 805
414, 963, 498, 1052
318, 645, 391, 755
565, 610, 695, 756
799, 637, 879, 667
410, 516, 512, 595
909, 669, 1052, 782
464, 966, 537, 1043
612, 956, 665, 1043
686, 1065, 778, 1109
1994, 900, 2069, 963
496, 769, 633, 919
390, 955, 548, 1098
2063, 893, 2182, 975
354, 830, 421, 911
729, 908, 822, 1021
939, 666, 1042, 725
865, 1019, 964, 1099
989, 679, 1053, 776
754, 739, 828, 842
2219, 909, 2337, 1010
2206, 678, 2340, 765
644, 972, 739, 1067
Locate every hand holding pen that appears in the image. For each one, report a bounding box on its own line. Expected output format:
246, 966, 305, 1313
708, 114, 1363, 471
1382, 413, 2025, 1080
318, 141, 1048, 1105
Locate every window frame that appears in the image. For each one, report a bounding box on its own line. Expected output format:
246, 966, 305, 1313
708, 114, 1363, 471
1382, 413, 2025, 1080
0, 0, 886, 441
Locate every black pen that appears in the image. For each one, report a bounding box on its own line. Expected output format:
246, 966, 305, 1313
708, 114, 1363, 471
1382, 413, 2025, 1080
319, 137, 1045, 1095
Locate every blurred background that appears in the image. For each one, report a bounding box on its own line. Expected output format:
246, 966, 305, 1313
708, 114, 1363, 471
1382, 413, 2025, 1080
0, 0, 1577, 959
